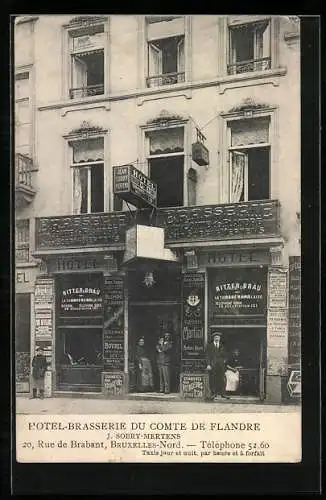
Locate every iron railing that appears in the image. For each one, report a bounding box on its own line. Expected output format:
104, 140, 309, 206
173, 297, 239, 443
15, 153, 33, 187
146, 71, 185, 88
69, 84, 104, 99
227, 57, 271, 75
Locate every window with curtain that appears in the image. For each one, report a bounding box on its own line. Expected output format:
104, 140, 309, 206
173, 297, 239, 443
228, 20, 271, 75
229, 117, 271, 202
148, 127, 184, 155
69, 24, 105, 99
71, 137, 104, 214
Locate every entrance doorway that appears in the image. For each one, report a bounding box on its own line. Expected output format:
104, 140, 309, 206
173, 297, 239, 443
217, 327, 266, 398
129, 305, 180, 393
127, 263, 182, 394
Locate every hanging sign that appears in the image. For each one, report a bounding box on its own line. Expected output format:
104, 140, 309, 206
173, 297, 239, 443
113, 165, 157, 209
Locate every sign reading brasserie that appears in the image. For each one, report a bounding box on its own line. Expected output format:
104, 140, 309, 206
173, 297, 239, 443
113, 164, 157, 209
103, 276, 124, 371
35, 200, 279, 250
208, 268, 267, 323
287, 256, 301, 399
181, 273, 205, 363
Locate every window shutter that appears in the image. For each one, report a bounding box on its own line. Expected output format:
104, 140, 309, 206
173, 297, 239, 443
73, 55, 88, 88
177, 37, 185, 74
148, 42, 162, 77
231, 118, 270, 146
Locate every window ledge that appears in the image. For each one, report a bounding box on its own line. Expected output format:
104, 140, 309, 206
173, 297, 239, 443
38, 94, 111, 115
217, 67, 287, 94
37, 67, 287, 111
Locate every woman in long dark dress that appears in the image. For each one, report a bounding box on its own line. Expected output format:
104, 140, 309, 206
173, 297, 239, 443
135, 337, 154, 392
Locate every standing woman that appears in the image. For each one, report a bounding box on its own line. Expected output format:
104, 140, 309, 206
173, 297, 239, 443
135, 337, 154, 392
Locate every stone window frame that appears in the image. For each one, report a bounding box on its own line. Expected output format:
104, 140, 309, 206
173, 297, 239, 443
137, 15, 192, 91
61, 16, 110, 102
139, 116, 193, 207
63, 123, 110, 214
217, 16, 280, 78
219, 103, 279, 204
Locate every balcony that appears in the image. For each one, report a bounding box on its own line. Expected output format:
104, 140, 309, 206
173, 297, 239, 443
34, 199, 281, 254
227, 57, 271, 75
69, 84, 104, 99
146, 72, 185, 88
15, 153, 36, 209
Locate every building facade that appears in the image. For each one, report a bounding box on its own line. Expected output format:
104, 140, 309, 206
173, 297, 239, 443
14, 15, 301, 403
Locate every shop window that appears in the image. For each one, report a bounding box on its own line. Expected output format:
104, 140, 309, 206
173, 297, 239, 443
60, 329, 103, 366
229, 117, 270, 202
71, 137, 104, 214
15, 219, 30, 263
147, 127, 184, 207
69, 24, 105, 99
146, 16, 185, 87
228, 20, 271, 75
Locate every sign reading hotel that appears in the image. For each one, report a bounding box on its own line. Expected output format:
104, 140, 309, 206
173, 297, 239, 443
113, 165, 157, 209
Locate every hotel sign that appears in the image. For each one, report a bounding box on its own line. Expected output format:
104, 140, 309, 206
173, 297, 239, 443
113, 165, 157, 209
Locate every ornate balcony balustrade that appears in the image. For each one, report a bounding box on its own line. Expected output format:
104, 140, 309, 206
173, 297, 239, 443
69, 84, 104, 99
35, 199, 281, 253
227, 57, 271, 75
146, 71, 185, 88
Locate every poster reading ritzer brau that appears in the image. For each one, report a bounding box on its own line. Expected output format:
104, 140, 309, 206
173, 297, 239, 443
14, 14, 302, 467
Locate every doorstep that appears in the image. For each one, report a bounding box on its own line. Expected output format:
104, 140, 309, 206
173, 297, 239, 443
127, 392, 181, 402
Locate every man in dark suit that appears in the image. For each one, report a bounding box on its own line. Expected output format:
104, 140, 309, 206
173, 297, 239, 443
206, 332, 229, 400
156, 332, 173, 394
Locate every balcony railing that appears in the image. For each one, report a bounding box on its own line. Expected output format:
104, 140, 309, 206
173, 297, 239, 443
15, 153, 36, 208
16, 153, 33, 187
35, 200, 280, 252
227, 57, 271, 75
146, 71, 185, 88
69, 84, 104, 99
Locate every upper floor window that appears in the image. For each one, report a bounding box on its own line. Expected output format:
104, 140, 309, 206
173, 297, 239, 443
70, 137, 104, 214
15, 219, 30, 263
146, 16, 185, 88
15, 72, 32, 157
228, 117, 270, 202
146, 126, 185, 207
69, 24, 105, 99
228, 20, 271, 75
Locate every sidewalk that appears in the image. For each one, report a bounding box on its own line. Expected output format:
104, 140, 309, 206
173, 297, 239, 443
16, 395, 300, 415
